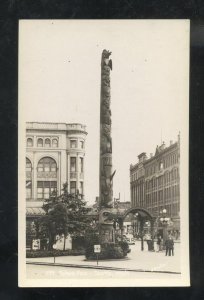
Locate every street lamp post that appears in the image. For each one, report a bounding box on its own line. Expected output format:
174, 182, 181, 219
159, 208, 170, 245
134, 212, 145, 251
140, 219, 144, 251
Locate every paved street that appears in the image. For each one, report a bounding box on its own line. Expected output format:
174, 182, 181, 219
27, 241, 181, 279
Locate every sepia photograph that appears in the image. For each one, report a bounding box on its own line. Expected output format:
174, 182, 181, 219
18, 20, 190, 287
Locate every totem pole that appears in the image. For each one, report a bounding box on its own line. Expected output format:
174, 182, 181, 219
99, 49, 116, 244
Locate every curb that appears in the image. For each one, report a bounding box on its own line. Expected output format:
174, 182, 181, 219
26, 261, 181, 275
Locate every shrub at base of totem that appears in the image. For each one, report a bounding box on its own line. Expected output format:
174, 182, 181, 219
85, 242, 130, 260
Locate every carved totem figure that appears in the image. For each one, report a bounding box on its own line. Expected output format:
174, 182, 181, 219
99, 49, 115, 210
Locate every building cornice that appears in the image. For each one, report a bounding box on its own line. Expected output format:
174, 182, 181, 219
144, 142, 178, 165
26, 122, 88, 135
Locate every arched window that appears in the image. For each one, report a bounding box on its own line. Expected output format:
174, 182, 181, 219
52, 139, 58, 148
27, 138, 33, 147
37, 157, 57, 199
37, 138, 43, 147
45, 138, 51, 147
37, 157, 57, 172
26, 158, 32, 172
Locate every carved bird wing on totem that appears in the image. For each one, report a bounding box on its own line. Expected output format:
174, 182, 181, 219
108, 59, 112, 70
110, 170, 116, 181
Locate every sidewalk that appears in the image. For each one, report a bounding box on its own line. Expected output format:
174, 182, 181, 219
27, 242, 181, 274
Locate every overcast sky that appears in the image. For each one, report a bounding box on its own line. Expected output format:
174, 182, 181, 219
19, 20, 189, 205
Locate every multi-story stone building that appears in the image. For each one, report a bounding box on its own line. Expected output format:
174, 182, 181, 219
26, 122, 87, 247
130, 134, 180, 238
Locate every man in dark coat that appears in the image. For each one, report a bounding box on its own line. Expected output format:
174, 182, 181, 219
168, 236, 174, 256
165, 238, 170, 256
165, 236, 174, 256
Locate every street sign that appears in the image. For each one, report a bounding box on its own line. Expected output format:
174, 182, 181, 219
32, 239, 40, 250
94, 245, 101, 253
94, 245, 101, 266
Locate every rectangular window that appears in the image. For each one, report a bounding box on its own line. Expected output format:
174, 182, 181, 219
37, 181, 57, 199
80, 182, 83, 195
26, 180, 32, 199
37, 181, 43, 199
70, 181, 76, 194
44, 188, 50, 199
80, 157, 83, 173
70, 157, 76, 172
80, 141, 84, 149
70, 140, 77, 148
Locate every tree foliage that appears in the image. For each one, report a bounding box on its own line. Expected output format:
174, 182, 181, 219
39, 182, 91, 250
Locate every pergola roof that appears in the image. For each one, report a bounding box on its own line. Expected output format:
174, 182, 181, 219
26, 207, 46, 216
122, 207, 154, 220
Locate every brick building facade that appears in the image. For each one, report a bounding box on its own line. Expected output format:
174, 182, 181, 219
130, 134, 180, 237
